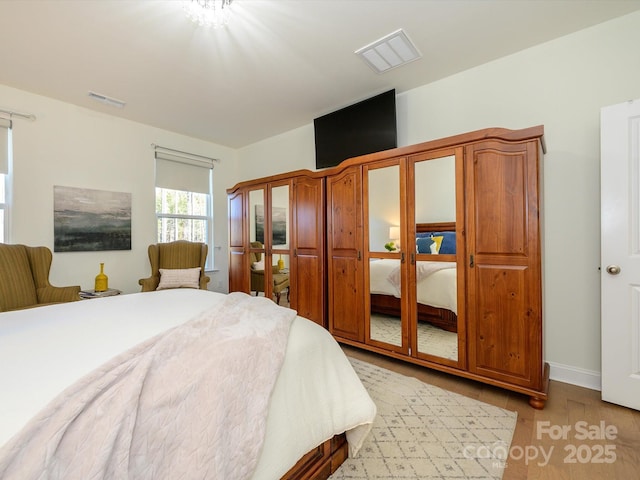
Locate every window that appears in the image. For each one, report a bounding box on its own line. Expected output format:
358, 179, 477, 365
156, 188, 209, 242
154, 147, 216, 270
0, 119, 11, 244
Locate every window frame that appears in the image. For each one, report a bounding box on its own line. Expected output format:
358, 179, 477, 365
0, 126, 11, 244
154, 160, 215, 271
0, 173, 7, 244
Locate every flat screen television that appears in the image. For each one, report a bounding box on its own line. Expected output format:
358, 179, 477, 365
314, 89, 397, 169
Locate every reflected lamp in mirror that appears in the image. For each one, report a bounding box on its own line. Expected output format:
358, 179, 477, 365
386, 225, 400, 251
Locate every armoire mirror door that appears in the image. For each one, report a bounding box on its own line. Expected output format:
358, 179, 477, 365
411, 152, 461, 364
365, 160, 408, 353
270, 184, 291, 307
248, 188, 268, 299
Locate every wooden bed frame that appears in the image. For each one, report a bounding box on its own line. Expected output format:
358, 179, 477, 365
282, 433, 348, 480
369, 221, 458, 333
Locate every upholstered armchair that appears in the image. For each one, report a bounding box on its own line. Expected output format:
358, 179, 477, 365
249, 242, 289, 304
0, 244, 81, 312
139, 240, 210, 292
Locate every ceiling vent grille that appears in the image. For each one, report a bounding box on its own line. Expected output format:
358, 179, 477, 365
88, 91, 126, 108
355, 29, 422, 74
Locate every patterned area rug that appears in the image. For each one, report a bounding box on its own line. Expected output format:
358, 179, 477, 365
330, 358, 517, 479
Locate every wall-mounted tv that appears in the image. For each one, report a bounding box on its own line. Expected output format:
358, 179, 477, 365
314, 89, 397, 169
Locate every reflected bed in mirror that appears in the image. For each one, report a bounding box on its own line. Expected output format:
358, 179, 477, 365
369, 262, 457, 332
369, 222, 458, 333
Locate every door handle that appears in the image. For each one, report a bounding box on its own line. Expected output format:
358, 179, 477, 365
606, 265, 621, 275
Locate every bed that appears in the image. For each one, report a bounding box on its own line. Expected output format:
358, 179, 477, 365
0, 289, 376, 480
369, 222, 458, 333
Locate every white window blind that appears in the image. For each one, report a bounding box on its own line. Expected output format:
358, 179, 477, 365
155, 153, 213, 193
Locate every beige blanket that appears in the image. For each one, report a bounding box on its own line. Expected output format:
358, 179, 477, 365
0, 292, 296, 480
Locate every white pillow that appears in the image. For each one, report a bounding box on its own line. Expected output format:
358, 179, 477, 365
156, 267, 201, 290
252, 260, 265, 271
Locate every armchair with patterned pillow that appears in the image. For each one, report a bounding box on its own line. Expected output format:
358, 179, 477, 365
0, 243, 80, 312
250, 242, 289, 305
139, 240, 210, 292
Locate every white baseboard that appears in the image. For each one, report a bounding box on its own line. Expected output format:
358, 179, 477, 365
547, 361, 601, 391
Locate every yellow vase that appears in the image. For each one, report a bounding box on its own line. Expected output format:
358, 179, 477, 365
277, 256, 285, 271
94, 262, 108, 292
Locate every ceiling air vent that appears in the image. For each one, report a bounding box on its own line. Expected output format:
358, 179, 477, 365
355, 29, 422, 74
88, 91, 126, 108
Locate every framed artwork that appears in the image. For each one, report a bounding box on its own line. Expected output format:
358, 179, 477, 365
255, 205, 287, 246
53, 185, 132, 252
255, 204, 265, 244
271, 207, 287, 246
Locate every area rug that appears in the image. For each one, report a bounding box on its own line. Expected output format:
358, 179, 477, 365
330, 358, 517, 479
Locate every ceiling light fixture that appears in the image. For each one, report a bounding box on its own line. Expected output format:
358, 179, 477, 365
355, 29, 422, 74
184, 0, 235, 28
88, 91, 126, 109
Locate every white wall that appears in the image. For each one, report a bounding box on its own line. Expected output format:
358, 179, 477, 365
236, 11, 640, 385
1, 84, 239, 294
239, 124, 316, 177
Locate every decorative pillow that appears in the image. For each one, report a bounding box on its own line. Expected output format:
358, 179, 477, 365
430, 235, 444, 254
438, 232, 456, 254
252, 260, 265, 271
416, 237, 434, 254
416, 231, 456, 254
156, 267, 201, 290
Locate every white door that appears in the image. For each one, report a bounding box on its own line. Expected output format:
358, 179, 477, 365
601, 98, 640, 410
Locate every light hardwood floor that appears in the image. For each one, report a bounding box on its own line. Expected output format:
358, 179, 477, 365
342, 345, 640, 480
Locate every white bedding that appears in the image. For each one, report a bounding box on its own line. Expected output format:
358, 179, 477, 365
0, 289, 376, 479
369, 259, 458, 314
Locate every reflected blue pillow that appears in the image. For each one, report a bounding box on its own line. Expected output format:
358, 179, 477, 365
416, 231, 456, 254
416, 237, 434, 254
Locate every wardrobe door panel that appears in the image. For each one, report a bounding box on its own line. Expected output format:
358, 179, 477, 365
292, 176, 325, 325
366, 163, 405, 351
410, 152, 463, 365
248, 188, 270, 298
295, 177, 324, 249
228, 189, 248, 293
473, 150, 528, 256
327, 167, 364, 342
473, 264, 536, 386
466, 140, 542, 390
329, 170, 360, 251
269, 184, 291, 307
295, 254, 324, 323
330, 256, 362, 340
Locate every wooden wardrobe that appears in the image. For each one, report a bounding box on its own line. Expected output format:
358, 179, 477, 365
227, 171, 326, 325
229, 126, 549, 408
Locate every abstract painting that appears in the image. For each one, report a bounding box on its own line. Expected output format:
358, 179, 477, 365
255, 205, 287, 246
54, 186, 131, 252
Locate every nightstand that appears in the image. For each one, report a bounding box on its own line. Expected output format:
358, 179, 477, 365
79, 288, 122, 299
